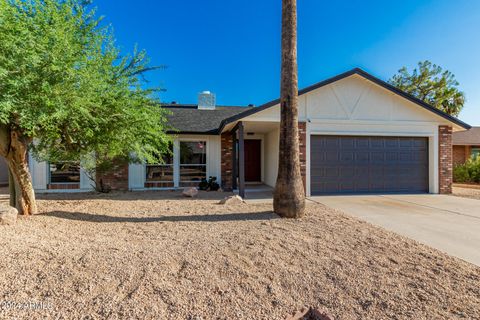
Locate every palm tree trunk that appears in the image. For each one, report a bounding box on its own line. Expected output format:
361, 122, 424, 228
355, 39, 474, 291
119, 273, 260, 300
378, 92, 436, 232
274, 0, 305, 218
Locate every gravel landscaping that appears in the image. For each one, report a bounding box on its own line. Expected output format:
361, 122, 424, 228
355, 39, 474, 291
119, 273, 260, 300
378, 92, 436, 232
453, 185, 480, 200
0, 190, 479, 319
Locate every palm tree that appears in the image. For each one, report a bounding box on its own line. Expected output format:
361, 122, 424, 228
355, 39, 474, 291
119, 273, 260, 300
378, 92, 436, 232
273, 0, 305, 218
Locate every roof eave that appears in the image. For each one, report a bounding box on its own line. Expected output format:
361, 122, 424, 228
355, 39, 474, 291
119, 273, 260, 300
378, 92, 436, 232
166, 130, 219, 135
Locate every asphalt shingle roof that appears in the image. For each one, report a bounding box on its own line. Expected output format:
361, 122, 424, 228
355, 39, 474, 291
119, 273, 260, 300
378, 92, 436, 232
161, 69, 470, 135
453, 127, 480, 145
163, 105, 254, 134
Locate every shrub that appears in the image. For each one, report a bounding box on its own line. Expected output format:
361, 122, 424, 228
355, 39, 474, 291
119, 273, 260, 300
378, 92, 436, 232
198, 176, 220, 191
453, 156, 480, 183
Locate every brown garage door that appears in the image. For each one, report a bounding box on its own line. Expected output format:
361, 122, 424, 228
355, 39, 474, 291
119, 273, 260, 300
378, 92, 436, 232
310, 135, 429, 195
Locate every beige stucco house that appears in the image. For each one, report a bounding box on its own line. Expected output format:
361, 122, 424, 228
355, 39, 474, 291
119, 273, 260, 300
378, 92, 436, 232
28, 68, 470, 196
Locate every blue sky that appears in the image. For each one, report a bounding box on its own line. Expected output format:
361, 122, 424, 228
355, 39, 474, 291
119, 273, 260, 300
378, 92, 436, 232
95, 0, 480, 125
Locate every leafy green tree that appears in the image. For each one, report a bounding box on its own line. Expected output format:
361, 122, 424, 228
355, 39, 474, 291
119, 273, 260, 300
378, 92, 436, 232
389, 61, 465, 116
0, 0, 171, 214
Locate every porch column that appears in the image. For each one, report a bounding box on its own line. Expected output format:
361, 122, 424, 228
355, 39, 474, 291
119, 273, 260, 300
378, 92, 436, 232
238, 122, 245, 199
232, 131, 237, 190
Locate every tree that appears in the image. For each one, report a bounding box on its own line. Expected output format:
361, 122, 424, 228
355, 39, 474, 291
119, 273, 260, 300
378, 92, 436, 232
273, 0, 305, 218
389, 61, 465, 116
0, 0, 171, 215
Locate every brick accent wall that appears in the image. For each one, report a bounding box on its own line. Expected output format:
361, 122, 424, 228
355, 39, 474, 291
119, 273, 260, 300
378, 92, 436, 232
221, 133, 234, 191
298, 122, 307, 193
439, 126, 453, 194
453, 145, 467, 167
47, 183, 80, 190
96, 160, 129, 191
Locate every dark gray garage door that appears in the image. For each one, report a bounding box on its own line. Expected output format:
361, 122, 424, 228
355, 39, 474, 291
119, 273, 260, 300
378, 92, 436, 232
310, 135, 429, 195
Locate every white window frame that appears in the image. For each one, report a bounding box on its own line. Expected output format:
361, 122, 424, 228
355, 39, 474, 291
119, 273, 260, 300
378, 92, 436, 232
142, 138, 209, 189
178, 139, 208, 186
145, 145, 174, 184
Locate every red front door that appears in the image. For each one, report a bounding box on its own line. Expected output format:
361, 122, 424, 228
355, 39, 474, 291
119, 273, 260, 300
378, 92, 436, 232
244, 139, 261, 182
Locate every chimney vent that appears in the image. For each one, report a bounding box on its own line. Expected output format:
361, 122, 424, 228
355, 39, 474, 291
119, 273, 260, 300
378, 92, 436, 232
198, 91, 216, 110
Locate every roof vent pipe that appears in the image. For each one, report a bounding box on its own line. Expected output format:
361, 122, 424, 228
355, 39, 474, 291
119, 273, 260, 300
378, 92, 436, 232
198, 91, 216, 110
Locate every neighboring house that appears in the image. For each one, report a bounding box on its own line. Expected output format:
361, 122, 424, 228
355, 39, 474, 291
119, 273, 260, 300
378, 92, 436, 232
0, 156, 7, 186
28, 68, 470, 195
453, 127, 480, 166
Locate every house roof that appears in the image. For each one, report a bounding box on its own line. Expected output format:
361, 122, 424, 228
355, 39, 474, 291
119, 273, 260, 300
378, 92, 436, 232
218, 68, 471, 132
453, 127, 480, 146
163, 105, 254, 134
163, 68, 470, 135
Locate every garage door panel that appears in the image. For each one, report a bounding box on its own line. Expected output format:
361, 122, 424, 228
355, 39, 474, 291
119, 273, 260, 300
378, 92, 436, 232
340, 167, 355, 177
371, 152, 385, 162
325, 152, 338, 162
341, 138, 354, 148
310, 135, 429, 195
355, 137, 369, 148
340, 182, 355, 192
340, 152, 354, 161
355, 152, 369, 162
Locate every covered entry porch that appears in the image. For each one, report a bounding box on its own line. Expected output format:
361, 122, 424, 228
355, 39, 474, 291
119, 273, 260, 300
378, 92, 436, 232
221, 121, 280, 198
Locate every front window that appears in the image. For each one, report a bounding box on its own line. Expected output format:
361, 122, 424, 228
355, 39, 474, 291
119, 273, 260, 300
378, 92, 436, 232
146, 145, 174, 186
180, 141, 207, 186
49, 162, 80, 184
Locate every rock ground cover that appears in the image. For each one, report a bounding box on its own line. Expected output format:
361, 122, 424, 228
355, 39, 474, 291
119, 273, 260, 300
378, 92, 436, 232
452, 185, 480, 200
0, 190, 479, 319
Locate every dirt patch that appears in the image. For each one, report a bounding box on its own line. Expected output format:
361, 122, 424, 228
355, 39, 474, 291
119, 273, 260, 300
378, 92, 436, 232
0, 190, 479, 319
453, 186, 480, 200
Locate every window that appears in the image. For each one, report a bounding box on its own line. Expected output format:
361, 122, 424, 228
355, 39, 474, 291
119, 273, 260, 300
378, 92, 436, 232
472, 148, 480, 159
49, 162, 80, 184
180, 141, 206, 186
146, 145, 174, 186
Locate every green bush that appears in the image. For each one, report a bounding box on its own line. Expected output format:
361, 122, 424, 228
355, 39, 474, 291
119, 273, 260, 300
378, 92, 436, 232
453, 156, 480, 183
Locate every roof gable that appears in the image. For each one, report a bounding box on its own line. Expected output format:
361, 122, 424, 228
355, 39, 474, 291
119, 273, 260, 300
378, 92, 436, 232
219, 68, 470, 131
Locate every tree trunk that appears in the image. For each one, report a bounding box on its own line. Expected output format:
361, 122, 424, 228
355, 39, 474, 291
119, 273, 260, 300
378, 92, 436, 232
5, 130, 37, 215
274, 0, 305, 218
8, 168, 16, 207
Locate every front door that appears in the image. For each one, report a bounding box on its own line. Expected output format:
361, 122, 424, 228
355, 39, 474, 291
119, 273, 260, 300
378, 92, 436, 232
244, 139, 261, 182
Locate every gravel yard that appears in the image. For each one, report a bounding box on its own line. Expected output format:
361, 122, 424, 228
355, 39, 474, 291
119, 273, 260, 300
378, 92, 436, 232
1, 190, 479, 319
453, 185, 480, 200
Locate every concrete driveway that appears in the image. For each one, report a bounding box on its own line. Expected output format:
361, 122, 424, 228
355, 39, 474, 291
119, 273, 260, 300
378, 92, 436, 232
310, 194, 480, 266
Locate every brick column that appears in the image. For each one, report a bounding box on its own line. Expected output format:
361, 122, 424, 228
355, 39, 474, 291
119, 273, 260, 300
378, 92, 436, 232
96, 159, 129, 191
298, 122, 307, 194
439, 125, 453, 194
221, 133, 233, 191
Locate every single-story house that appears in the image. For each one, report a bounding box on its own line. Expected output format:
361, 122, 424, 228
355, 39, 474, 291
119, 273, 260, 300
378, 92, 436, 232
0, 156, 7, 186
28, 68, 470, 196
453, 127, 480, 166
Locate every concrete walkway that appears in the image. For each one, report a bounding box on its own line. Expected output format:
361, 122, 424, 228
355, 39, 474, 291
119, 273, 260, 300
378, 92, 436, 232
310, 194, 480, 266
